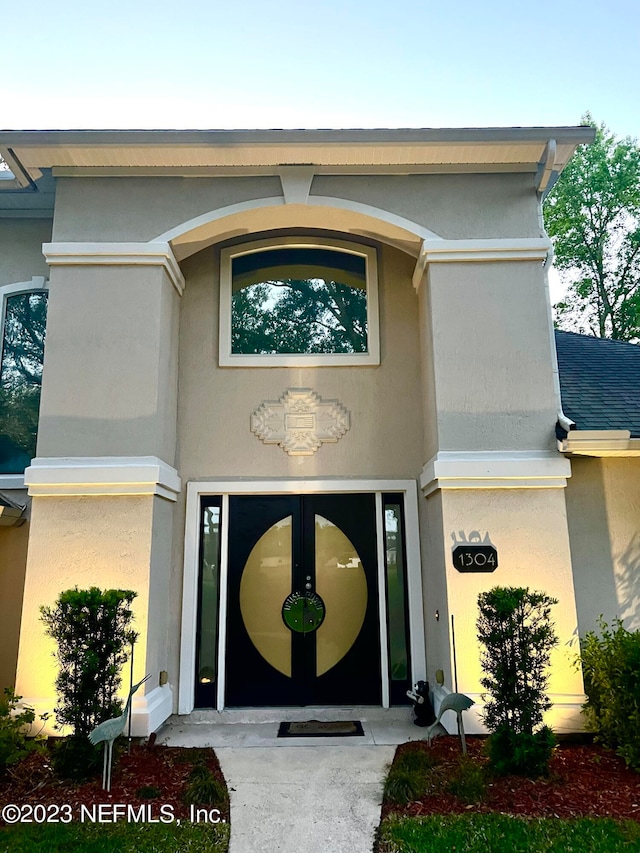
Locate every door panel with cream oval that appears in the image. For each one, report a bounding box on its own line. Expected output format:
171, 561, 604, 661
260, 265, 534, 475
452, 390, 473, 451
225, 494, 380, 706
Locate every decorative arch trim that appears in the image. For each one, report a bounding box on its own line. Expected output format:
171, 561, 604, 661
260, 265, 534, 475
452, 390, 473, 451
152, 195, 443, 259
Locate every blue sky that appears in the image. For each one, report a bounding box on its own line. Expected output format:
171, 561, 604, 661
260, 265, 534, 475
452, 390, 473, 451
3, 0, 639, 138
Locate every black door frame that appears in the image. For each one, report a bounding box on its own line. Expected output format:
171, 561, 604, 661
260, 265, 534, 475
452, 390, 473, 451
224, 493, 381, 707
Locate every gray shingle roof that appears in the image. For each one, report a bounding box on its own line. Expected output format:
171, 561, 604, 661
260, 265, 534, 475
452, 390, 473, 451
0, 493, 22, 510
555, 330, 640, 437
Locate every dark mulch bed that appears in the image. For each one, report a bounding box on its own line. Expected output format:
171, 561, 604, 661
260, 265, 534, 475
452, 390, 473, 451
0, 742, 229, 822
383, 736, 640, 822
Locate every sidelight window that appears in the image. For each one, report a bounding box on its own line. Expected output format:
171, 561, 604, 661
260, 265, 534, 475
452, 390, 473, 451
383, 495, 412, 704
195, 497, 223, 708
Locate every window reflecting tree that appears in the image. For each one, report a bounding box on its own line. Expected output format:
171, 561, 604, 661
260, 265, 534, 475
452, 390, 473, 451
0, 291, 48, 473
232, 277, 368, 355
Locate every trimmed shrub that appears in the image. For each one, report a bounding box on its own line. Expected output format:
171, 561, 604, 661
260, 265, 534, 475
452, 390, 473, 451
49, 734, 103, 782
41, 587, 137, 737
486, 725, 556, 778
40, 587, 137, 780
580, 617, 640, 770
477, 586, 558, 776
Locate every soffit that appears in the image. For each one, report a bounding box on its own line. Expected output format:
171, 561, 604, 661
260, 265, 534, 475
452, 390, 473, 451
0, 127, 594, 175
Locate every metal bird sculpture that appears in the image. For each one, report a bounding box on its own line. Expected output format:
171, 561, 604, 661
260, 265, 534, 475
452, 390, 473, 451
425, 692, 474, 755
88, 673, 152, 791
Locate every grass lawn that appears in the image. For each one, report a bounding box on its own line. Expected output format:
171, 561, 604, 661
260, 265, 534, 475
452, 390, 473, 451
0, 819, 229, 852
377, 814, 640, 853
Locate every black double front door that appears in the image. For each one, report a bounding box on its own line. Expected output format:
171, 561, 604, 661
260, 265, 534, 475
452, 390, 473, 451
225, 494, 381, 706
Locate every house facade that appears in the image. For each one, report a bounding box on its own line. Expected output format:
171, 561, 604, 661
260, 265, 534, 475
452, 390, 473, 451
1, 127, 638, 736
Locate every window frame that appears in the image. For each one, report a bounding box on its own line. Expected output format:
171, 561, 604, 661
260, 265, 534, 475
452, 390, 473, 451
219, 237, 380, 367
0, 276, 48, 484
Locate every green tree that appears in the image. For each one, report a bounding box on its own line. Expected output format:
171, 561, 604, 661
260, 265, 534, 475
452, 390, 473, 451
544, 116, 640, 341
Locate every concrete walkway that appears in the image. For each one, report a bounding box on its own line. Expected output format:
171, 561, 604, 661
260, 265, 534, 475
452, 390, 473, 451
217, 745, 394, 852
160, 709, 426, 852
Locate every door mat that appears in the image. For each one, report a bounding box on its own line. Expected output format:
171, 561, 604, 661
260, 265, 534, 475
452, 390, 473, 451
278, 720, 365, 738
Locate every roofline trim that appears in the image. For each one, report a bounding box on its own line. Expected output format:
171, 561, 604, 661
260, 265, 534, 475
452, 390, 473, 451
0, 126, 597, 147
558, 430, 640, 457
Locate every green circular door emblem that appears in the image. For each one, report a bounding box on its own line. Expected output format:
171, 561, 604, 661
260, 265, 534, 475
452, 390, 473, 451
282, 591, 326, 633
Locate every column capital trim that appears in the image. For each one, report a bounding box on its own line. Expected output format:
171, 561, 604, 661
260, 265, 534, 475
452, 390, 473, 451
42, 241, 185, 296
421, 450, 571, 495
413, 237, 552, 290
24, 456, 181, 501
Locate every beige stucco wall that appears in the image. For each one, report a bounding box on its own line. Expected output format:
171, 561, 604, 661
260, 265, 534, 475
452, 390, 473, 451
419, 491, 452, 687
146, 496, 175, 680
50, 173, 539, 246
176, 242, 425, 481
0, 219, 51, 286
426, 260, 558, 451
0, 501, 30, 690
418, 269, 439, 462
14, 494, 172, 727
168, 488, 189, 699
312, 174, 540, 239
51, 177, 283, 242
566, 456, 640, 634
37, 264, 179, 461
432, 486, 584, 732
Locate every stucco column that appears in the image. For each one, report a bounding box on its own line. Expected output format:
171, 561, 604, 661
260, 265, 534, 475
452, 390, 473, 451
15, 243, 183, 735
415, 240, 585, 733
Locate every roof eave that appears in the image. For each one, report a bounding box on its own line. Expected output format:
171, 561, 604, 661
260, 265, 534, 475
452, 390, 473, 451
0, 125, 596, 188
558, 430, 640, 457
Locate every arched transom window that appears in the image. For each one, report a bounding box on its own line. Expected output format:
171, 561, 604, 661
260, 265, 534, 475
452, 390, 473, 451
219, 238, 379, 366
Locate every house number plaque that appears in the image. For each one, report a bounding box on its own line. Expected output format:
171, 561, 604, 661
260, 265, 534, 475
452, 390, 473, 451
282, 591, 326, 633
452, 544, 498, 573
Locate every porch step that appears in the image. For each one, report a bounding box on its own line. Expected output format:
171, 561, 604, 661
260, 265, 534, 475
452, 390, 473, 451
166, 706, 412, 726
159, 705, 423, 750
165, 705, 411, 726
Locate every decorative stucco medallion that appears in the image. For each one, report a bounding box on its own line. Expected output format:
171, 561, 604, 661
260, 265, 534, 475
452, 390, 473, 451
251, 388, 350, 456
